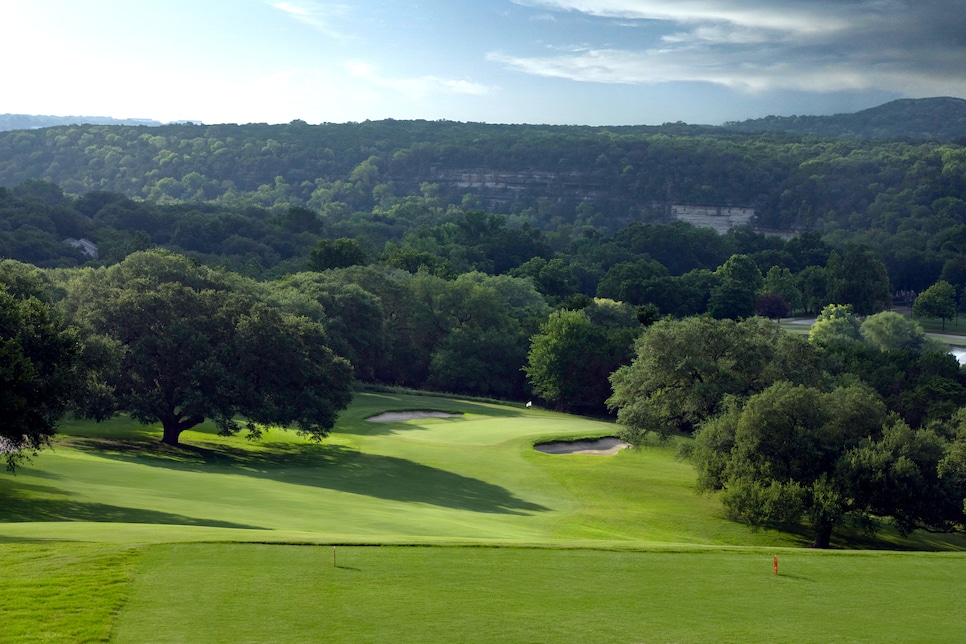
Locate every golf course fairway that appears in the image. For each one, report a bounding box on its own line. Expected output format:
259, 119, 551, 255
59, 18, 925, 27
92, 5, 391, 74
2, 392, 965, 642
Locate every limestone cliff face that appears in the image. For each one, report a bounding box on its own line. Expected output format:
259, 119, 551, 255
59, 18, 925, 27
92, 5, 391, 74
427, 167, 608, 209
669, 205, 755, 233
419, 168, 757, 233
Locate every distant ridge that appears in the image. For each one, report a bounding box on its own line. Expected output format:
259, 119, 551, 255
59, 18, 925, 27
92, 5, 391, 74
0, 114, 166, 131
6, 97, 966, 140
722, 97, 966, 140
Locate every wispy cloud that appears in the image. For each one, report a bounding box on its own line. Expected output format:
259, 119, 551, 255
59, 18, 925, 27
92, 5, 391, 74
269, 1, 349, 37
511, 0, 861, 35
347, 62, 494, 100
499, 0, 966, 97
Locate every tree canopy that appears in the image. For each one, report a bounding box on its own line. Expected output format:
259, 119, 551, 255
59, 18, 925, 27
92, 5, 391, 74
608, 316, 821, 441
0, 284, 80, 469
76, 251, 353, 446
913, 280, 957, 330
692, 382, 966, 547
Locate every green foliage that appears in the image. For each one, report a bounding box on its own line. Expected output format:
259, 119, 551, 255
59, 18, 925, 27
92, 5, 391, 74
608, 316, 821, 442
846, 418, 965, 535
826, 247, 891, 315
724, 97, 966, 139
709, 254, 762, 319
860, 311, 935, 353
760, 265, 802, 311
694, 382, 889, 547
0, 275, 82, 469
525, 309, 625, 413
308, 237, 367, 271
809, 304, 862, 346
595, 258, 668, 304
75, 251, 353, 445
821, 340, 966, 428
272, 272, 386, 382
913, 279, 957, 330
511, 257, 578, 299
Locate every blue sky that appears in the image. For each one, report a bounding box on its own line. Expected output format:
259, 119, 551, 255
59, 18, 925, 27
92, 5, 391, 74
2, 0, 963, 125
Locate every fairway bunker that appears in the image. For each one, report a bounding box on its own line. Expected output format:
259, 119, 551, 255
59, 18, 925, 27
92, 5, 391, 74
366, 410, 464, 422
534, 437, 630, 455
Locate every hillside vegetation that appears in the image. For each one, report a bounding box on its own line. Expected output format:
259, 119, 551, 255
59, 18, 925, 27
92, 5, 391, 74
1, 102, 965, 238
724, 97, 966, 140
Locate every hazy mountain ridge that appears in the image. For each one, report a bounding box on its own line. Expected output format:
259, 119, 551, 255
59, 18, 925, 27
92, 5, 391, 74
7, 97, 966, 139
0, 114, 166, 131
723, 97, 966, 140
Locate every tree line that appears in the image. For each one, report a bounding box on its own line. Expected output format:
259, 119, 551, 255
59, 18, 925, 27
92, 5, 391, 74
608, 311, 966, 547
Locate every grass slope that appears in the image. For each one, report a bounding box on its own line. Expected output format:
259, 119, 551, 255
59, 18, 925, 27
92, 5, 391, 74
0, 392, 797, 547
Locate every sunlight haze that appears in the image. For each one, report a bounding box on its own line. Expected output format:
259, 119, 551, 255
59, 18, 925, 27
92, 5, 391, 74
2, 0, 963, 125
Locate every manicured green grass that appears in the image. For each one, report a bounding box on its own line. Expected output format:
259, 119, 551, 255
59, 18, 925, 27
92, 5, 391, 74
1, 392, 799, 547
913, 313, 966, 336
109, 544, 966, 643
2, 392, 965, 642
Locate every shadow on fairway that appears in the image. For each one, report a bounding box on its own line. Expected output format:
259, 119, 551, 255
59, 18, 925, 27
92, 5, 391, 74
0, 479, 266, 529
62, 438, 548, 515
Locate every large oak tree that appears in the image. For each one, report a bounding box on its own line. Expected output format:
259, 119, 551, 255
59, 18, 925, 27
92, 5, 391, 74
81, 251, 353, 446
608, 316, 822, 441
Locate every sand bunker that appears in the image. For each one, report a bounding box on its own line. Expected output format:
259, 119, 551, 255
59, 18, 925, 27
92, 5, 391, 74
534, 436, 631, 455
366, 410, 463, 423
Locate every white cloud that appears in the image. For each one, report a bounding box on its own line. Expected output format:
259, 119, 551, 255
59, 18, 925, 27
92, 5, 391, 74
488, 46, 966, 97
269, 1, 349, 37
497, 0, 966, 98
347, 61, 494, 100
511, 0, 862, 36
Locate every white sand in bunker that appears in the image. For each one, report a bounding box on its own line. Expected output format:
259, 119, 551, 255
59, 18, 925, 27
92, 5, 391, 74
534, 437, 631, 456
366, 410, 464, 422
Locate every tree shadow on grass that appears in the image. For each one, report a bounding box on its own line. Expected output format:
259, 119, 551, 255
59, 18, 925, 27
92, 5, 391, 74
0, 479, 266, 529
61, 438, 548, 515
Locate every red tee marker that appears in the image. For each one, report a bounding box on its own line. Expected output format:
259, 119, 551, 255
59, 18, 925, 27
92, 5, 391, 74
773, 555, 778, 575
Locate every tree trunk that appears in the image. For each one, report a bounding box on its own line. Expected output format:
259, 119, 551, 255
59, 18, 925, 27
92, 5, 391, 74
159, 413, 205, 446
811, 522, 834, 549
160, 421, 182, 446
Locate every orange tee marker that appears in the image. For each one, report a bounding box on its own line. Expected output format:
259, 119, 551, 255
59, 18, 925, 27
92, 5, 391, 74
773, 555, 778, 575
